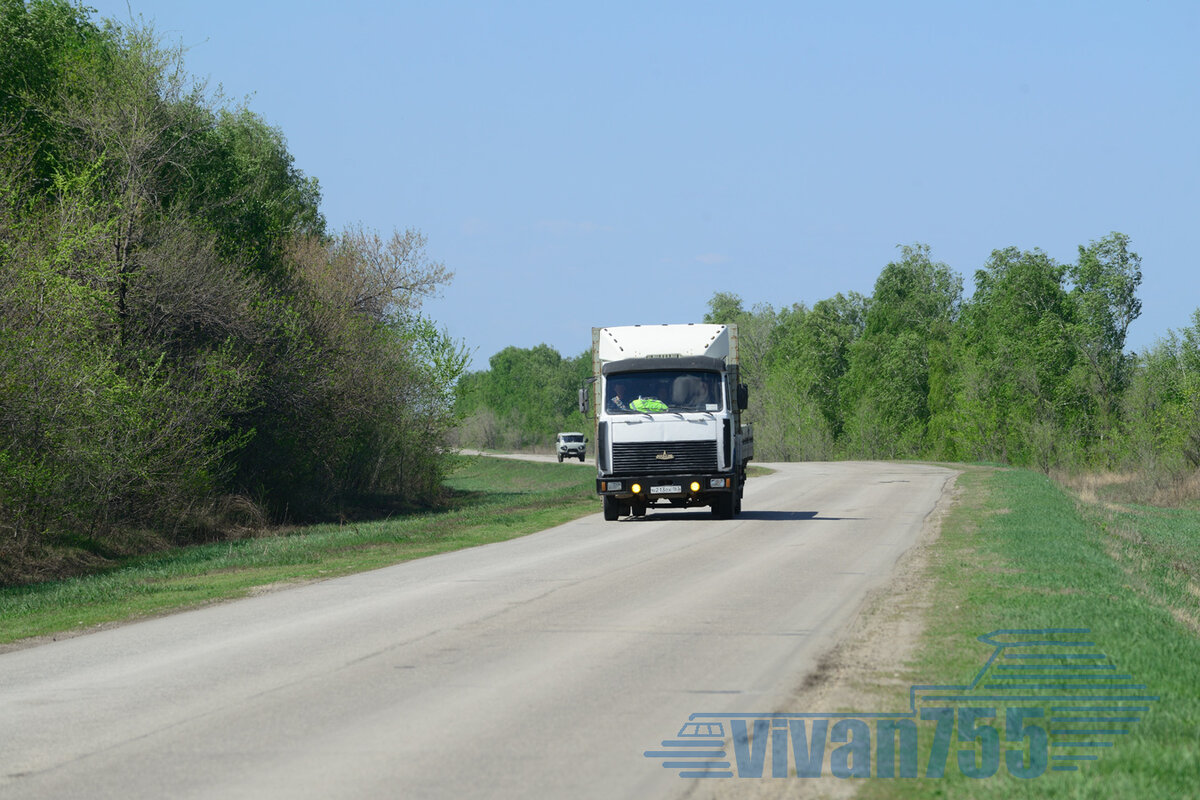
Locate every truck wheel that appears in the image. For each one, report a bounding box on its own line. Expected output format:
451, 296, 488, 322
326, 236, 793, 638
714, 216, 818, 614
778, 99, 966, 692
557, 453, 563, 462
603, 495, 621, 521
579, 453, 585, 462
711, 493, 734, 520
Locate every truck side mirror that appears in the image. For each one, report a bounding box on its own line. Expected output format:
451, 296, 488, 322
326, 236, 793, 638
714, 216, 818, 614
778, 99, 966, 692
578, 387, 590, 415
737, 384, 749, 410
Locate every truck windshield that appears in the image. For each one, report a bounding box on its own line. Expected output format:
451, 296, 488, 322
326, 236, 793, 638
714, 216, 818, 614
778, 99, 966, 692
605, 371, 723, 414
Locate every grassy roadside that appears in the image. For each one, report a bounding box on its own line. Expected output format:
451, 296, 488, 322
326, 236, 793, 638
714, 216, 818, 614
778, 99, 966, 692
855, 467, 1200, 799
0, 455, 598, 647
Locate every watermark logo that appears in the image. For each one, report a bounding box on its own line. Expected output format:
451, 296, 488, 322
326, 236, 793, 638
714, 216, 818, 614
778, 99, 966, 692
644, 628, 1158, 780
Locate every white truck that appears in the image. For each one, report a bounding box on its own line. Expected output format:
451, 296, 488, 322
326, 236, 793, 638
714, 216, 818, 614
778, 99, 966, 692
579, 323, 753, 520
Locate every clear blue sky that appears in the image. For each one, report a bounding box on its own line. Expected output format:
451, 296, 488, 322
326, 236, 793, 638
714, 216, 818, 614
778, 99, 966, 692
88, 0, 1200, 369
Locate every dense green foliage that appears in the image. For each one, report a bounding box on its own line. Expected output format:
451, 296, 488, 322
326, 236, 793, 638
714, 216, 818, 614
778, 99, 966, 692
704, 233, 1199, 476
457, 233, 1198, 483
0, 1, 466, 582
454, 344, 591, 450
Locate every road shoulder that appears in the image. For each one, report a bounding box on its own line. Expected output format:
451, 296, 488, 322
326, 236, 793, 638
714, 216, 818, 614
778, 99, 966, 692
699, 466, 963, 799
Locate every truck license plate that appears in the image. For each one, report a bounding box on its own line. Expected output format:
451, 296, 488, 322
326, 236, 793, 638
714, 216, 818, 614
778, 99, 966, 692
650, 485, 681, 495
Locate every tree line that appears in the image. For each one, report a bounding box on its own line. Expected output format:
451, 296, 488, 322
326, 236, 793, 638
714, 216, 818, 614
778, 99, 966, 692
1, 1, 467, 582
456, 234, 1200, 483
453, 344, 591, 451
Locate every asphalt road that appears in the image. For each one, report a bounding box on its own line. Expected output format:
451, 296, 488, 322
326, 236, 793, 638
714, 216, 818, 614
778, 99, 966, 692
0, 460, 955, 799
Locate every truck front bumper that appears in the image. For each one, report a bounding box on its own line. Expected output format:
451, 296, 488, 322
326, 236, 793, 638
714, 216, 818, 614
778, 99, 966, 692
597, 475, 734, 501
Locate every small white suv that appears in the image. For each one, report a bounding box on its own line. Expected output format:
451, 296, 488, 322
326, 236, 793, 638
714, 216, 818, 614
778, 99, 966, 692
555, 432, 586, 462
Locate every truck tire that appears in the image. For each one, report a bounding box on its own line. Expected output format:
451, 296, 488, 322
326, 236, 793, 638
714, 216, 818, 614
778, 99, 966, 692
711, 493, 734, 520
578, 453, 585, 462
603, 495, 621, 521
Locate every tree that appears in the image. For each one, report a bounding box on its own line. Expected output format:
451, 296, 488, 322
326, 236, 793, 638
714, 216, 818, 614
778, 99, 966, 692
324, 225, 451, 324
769, 292, 867, 442
703, 291, 745, 325
1068, 232, 1142, 425
939, 246, 1081, 467
841, 245, 961, 457
1124, 310, 1200, 471
46, 19, 212, 345
0, 0, 106, 190
452, 345, 591, 451
0, 3, 468, 579
1, 166, 253, 565
199, 108, 325, 277
235, 223, 463, 516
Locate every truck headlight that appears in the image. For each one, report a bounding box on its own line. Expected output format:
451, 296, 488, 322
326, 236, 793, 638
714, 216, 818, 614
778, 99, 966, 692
605, 481, 622, 491
709, 478, 727, 488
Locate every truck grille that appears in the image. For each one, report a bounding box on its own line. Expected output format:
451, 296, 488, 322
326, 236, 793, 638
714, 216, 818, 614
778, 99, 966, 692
612, 441, 718, 474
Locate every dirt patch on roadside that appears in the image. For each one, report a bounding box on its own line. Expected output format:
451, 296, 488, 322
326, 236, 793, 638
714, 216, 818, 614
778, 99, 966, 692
691, 470, 962, 800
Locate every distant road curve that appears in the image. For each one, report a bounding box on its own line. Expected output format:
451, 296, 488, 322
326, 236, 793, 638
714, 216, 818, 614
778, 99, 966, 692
0, 460, 955, 799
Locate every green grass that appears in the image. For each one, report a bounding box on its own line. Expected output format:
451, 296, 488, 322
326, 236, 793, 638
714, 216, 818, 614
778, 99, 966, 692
0, 455, 598, 646
856, 467, 1200, 799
